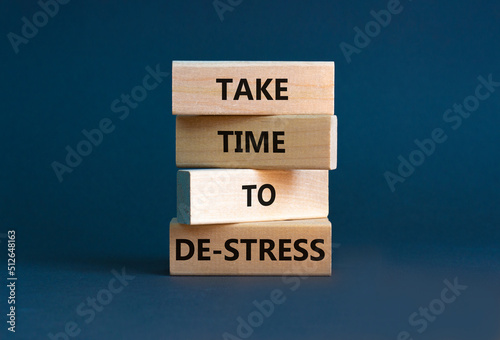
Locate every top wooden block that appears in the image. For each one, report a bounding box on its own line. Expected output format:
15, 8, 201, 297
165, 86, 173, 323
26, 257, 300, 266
172, 61, 335, 115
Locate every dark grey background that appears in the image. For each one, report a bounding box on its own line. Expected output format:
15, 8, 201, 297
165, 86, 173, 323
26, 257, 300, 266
1, 0, 499, 339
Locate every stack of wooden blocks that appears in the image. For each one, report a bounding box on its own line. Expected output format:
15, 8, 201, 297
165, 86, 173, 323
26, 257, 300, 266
170, 61, 336, 276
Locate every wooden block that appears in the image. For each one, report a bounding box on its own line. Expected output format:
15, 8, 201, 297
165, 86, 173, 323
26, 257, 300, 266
169, 218, 332, 276
172, 61, 334, 115
177, 169, 328, 225
176, 115, 337, 170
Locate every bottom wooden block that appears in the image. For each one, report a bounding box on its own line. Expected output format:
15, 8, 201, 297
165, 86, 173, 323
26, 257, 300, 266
169, 218, 331, 276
